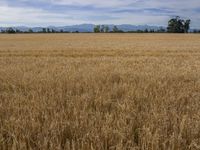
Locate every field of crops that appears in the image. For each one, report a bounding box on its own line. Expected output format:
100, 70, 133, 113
0, 34, 200, 149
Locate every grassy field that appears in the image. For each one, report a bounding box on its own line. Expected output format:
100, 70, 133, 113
0, 34, 200, 150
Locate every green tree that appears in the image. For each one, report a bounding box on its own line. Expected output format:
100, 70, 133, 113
105, 26, 109, 33
113, 26, 119, 32
184, 19, 191, 33
144, 29, 148, 33
167, 16, 190, 33
157, 28, 166, 33
47, 28, 51, 33
42, 28, 46, 33
16, 29, 21, 33
6, 28, 15, 33
94, 25, 101, 33
1, 29, 6, 33
167, 16, 182, 33
51, 29, 55, 33
149, 29, 155, 33
193, 29, 200, 33
28, 29, 33, 33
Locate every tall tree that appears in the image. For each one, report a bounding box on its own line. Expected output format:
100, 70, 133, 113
184, 19, 191, 33
167, 16, 190, 33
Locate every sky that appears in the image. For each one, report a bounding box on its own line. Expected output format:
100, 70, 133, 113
0, 0, 200, 28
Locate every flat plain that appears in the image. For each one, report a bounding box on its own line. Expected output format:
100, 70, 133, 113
0, 34, 200, 150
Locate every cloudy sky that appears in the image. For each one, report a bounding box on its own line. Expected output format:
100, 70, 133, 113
0, 0, 200, 28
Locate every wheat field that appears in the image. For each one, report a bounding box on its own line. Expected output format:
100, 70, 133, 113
0, 34, 200, 150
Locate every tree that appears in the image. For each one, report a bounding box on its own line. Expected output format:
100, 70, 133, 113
113, 26, 119, 32
193, 29, 200, 33
167, 16, 190, 33
47, 28, 51, 33
94, 25, 101, 33
149, 29, 155, 33
184, 19, 191, 33
157, 28, 166, 33
144, 29, 149, 33
28, 29, 33, 33
136, 30, 143, 33
16, 29, 21, 33
42, 28, 47, 33
105, 26, 109, 33
167, 16, 183, 33
100, 25, 105, 33
6, 28, 15, 33
51, 29, 55, 33
1, 29, 5, 33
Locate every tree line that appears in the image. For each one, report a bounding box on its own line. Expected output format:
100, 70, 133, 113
0, 28, 75, 34
93, 16, 195, 33
1, 16, 199, 33
93, 25, 125, 33
93, 25, 167, 33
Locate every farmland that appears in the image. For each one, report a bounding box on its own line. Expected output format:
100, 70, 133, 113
0, 34, 200, 149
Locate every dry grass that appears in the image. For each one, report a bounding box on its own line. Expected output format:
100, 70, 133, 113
0, 33, 200, 150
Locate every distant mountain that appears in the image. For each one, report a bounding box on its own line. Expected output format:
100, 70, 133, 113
0, 24, 166, 32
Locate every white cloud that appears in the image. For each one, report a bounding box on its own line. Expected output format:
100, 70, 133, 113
0, 5, 86, 26
49, 0, 137, 7
0, 0, 200, 28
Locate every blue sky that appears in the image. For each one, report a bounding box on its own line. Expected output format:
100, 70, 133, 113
0, 0, 200, 28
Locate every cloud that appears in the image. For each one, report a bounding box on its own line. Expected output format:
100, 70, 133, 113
0, 5, 85, 26
49, 0, 137, 8
0, 0, 200, 28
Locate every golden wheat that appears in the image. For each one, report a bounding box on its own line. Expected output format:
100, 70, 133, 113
0, 33, 200, 150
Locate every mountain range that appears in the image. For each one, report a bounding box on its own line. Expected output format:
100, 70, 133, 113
0, 24, 166, 32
